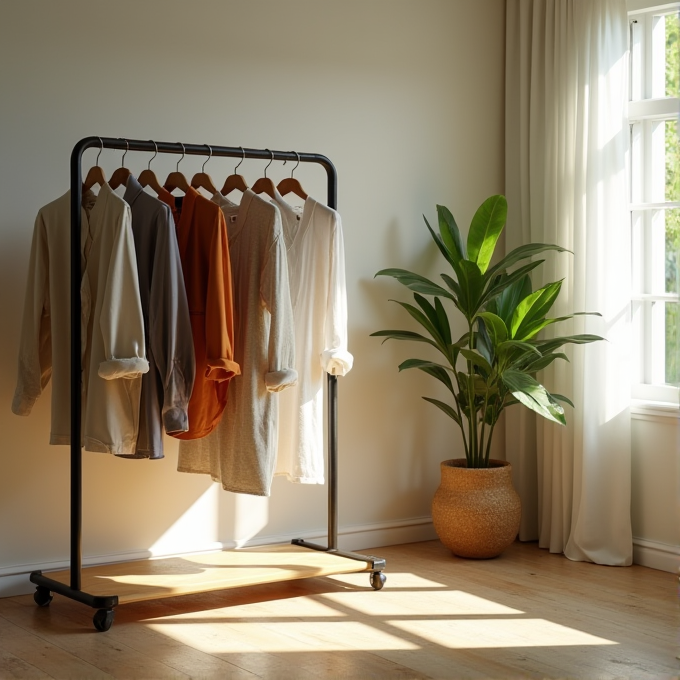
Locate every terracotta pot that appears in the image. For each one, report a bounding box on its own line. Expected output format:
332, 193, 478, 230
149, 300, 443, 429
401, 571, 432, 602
432, 458, 521, 559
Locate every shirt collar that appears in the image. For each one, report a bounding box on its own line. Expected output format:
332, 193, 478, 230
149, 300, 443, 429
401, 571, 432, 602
123, 174, 144, 206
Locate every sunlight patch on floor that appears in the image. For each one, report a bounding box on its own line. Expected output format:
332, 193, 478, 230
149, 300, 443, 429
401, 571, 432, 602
389, 618, 618, 648
143, 597, 344, 621
320, 589, 523, 616
147, 620, 419, 652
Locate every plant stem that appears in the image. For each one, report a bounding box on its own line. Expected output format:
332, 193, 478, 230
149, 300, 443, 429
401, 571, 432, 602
484, 419, 495, 465
449, 352, 469, 461
467, 322, 477, 467
478, 387, 490, 468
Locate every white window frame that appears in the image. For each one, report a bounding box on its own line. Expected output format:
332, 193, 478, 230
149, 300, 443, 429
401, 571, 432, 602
628, 1, 680, 405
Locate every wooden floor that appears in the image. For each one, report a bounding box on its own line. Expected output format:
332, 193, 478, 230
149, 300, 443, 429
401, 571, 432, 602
0, 540, 676, 679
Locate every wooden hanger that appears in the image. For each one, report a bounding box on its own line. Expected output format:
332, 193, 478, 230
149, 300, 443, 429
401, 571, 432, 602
221, 146, 249, 197
164, 142, 191, 194
138, 140, 164, 195
191, 144, 219, 195
251, 149, 276, 199
108, 139, 132, 190
277, 151, 308, 200
82, 137, 107, 191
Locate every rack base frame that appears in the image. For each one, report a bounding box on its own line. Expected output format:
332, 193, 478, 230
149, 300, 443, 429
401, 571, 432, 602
30, 542, 386, 631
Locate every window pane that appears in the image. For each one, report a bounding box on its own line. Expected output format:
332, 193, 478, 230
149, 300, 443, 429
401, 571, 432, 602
667, 208, 680, 293
667, 209, 680, 293
666, 301, 680, 383
666, 11, 680, 98
667, 119, 680, 202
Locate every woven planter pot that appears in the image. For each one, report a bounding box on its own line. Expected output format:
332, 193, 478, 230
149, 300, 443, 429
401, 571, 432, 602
432, 459, 521, 559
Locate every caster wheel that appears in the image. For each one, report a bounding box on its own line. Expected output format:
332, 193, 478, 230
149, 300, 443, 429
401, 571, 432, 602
370, 571, 386, 590
93, 608, 115, 632
33, 586, 53, 607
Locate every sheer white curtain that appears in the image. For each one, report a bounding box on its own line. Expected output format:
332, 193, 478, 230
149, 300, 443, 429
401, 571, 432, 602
505, 0, 632, 565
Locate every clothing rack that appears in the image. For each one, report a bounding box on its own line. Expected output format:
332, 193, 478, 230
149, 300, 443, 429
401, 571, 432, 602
29, 136, 385, 632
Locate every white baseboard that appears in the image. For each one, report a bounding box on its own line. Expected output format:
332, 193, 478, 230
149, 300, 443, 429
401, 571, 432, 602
0, 517, 437, 599
633, 537, 680, 573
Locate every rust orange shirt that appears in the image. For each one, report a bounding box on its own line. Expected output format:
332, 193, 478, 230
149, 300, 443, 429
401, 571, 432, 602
161, 187, 239, 439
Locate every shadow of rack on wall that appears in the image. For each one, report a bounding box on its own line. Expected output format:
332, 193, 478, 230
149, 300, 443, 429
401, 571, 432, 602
28, 136, 386, 632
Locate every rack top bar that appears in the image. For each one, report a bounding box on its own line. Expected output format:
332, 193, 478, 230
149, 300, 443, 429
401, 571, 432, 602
73, 136, 336, 173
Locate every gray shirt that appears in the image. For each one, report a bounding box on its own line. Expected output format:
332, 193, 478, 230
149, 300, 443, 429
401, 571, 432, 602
178, 190, 296, 495
122, 175, 195, 459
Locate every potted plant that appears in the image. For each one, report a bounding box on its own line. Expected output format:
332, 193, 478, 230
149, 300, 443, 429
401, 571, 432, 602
372, 195, 602, 558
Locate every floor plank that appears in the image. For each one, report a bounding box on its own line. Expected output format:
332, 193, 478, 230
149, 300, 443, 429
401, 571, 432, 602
0, 540, 676, 680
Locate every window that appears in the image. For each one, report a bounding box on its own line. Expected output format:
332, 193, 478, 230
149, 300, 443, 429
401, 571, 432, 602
629, 3, 680, 404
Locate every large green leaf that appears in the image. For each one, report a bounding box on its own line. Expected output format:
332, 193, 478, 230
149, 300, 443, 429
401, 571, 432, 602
486, 243, 571, 280
510, 281, 562, 339
477, 312, 508, 347
520, 351, 569, 372
551, 393, 575, 408
493, 274, 533, 329
422, 397, 462, 426
437, 205, 465, 265
413, 293, 442, 336
423, 215, 456, 268
476, 321, 494, 365
375, 269, 454, 300
434, 297, 452, 345
515, 313, 585, 341
399, 359, 455, 394
497, 340, 542, 356
460, 348, 492, 376
502, 370, 566, 425
440, 273, 462, 300
467, 195, 507, 274
532, 334, 604, 354
413, 294, 452, 347
481, 261, 542, 310
369, 330, 438, 349
456, 260, 485, 317
390, 300, 445, 348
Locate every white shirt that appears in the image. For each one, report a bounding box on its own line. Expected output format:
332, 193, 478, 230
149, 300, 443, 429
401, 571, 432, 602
273, 191, 353, 484
12, 184, 149, 454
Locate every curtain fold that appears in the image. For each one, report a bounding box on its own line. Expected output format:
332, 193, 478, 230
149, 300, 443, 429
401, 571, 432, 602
505, 0, 632, 565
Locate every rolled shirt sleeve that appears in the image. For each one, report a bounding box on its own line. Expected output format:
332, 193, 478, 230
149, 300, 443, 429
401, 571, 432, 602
261, 218, 297, 393
98, 203, 149, 380
320, 212, 353, 377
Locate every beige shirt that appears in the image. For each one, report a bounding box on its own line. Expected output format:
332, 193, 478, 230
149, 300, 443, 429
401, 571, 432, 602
178, 190, 296, 496
12, 184, 149, 454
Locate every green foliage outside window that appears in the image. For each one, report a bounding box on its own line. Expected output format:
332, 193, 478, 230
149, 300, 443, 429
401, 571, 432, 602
664, 12, 680, 384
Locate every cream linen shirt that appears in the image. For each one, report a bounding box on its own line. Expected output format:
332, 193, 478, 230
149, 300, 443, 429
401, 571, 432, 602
12, 184, 149, 454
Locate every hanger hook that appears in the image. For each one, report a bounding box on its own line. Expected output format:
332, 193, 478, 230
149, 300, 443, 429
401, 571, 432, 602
291, 151, 301, 178
234, 146, 245, 173
202, 145, 213, 173
176, 142, 186, 172
147, 140, 158, 170
263, 149, 274, 178
120, 138, 129, 167
96, 137, 104, 166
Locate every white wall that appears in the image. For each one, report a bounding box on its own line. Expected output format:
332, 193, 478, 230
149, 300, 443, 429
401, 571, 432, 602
631, 414, 680, 572
0, 0, 506, 594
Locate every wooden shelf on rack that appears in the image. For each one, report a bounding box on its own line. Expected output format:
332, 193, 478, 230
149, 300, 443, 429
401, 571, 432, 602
43, 544, 372, 604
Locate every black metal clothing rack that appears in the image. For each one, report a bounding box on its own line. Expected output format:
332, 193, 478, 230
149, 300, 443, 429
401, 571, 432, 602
29, 136, 385, 632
